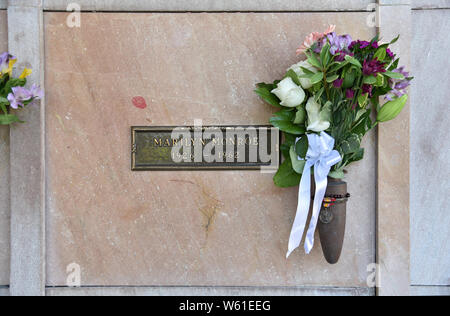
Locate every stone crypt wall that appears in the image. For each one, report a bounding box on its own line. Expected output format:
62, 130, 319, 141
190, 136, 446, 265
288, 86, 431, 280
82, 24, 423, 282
0, 9, 10, 287
6, 0, 449, 296
44, 12, 376, 288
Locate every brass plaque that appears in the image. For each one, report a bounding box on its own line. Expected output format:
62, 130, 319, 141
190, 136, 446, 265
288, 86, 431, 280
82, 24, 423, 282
131, 126, 280, 171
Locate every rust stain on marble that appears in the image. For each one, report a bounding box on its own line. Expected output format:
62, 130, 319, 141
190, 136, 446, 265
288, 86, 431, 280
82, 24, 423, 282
169, 178, 224, 236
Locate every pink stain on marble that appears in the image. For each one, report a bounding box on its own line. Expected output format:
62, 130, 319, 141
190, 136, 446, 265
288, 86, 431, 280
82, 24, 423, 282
132, 96, 147, 109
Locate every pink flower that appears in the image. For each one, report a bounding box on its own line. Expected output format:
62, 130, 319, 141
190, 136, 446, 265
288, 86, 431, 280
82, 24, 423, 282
324, 25, 336, 35
296, 25, 336, 55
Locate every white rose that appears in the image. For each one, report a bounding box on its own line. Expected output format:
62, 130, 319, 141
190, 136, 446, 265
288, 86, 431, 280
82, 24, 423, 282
288, 60, 318, 89
306, 97, 331, 132
271, 78, 306, 108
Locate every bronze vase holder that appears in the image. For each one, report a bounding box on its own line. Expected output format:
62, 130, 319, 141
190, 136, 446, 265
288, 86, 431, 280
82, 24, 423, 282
317, 178, 350, 264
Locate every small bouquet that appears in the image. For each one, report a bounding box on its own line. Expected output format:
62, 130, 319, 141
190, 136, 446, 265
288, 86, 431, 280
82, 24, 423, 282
0, 52, 43, 125
255, 26, 413, 260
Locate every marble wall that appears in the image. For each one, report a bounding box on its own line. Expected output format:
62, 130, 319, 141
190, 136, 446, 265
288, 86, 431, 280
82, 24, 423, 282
411, 9, 450, 287
44, 12, 376, 287
0, 9, 10, 286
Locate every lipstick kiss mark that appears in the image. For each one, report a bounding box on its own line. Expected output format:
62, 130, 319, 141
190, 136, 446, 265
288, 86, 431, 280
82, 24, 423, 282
132, 96, 147, 109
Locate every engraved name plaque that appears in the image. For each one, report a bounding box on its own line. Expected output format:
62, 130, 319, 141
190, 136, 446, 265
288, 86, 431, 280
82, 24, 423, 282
131, 126, 280, 171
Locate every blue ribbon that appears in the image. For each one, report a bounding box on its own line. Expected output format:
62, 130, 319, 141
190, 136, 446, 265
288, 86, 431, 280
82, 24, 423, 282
286, 132, 342, 258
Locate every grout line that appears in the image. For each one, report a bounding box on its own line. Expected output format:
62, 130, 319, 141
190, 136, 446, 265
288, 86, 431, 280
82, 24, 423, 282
412, 7, 450, 10
411, 285, 450, 287
42, 10, 376, 14
45, 285, 374, 290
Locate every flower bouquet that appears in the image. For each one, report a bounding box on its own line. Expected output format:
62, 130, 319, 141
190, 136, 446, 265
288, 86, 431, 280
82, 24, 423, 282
255, 26, 412, 263
0, 52, 43, 125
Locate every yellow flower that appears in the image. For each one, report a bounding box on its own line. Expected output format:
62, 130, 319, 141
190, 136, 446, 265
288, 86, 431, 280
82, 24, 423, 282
19, 68, 32, 79
5, 58, 16, 76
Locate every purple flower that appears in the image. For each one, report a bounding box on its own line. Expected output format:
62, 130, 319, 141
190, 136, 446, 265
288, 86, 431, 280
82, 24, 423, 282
362, 84, 373, 96
349, 40, 371, 51
7, 85, 42, 109
335, 50, 354, 62
363, 59, 386, 77
333, 78, 344, 88
29, 84, 43, 100
386, 48, 395, 59
325, 33, 353, 55
314, 33, 353, 57
385, 66, 411, 101
0, 52, 15, 74
346, 89, 355, 99
371, 42, 379, 49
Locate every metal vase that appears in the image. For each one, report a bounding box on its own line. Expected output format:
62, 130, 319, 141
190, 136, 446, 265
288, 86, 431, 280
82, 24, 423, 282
318, 178, 348, 265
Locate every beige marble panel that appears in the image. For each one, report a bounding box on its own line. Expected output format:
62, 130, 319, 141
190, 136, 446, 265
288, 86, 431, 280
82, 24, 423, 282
43, 0, 375, 11
0, 10, 10, 286
47, 286, 374, 296
411, 9, 450, 287
378, 5, 411, 296
45, 12, 376, 287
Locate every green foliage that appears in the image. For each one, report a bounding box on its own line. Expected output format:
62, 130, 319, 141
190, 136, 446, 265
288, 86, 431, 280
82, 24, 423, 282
0, 114, 23, 125
269, 109, 306, 135
295, 136, 309, 159
254, 82, 281, 108
384, 71, 405, 80
377, 95, 408, 122
273, 156, 302, 188
255, 32, 411, 186
290, 146, 306, 174
293, 105, 306, 124
344, 55, 362, 68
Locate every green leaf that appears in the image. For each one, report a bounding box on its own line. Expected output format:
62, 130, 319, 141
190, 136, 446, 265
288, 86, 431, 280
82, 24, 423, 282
0, 114, 23, 125
280, 133, 296, 159
314, 87, 325, 102
390, 35, 400, 45
286, 69, 301, 86
345, 55, 362, 68
1, 78, 26, 96
320, 43, 332, 68
328, 60, 349, 73
273, 157, 302, 188
348, 148, 365, 163
270, 109, 306, 135
363, 76, 377, 85
310, 72, 324, 85
329, 170, 345, 179
300, 66, 315, 75
326, 74, 339, 83
290, 146, 306, 174
342, 68, 357, 89
307, 53, 322, 69
373, 47, 387, 61
377, 95, 408, 122
254, 83, 281, 108
384, 71, 405, 80
388, 58, 400, 71
295, 136, 309, 159
319, 101, 332, 123
358, 93, 369, 107
293, 106, 306, 124
375, 73, 385, 87
340, 134, 361, 155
